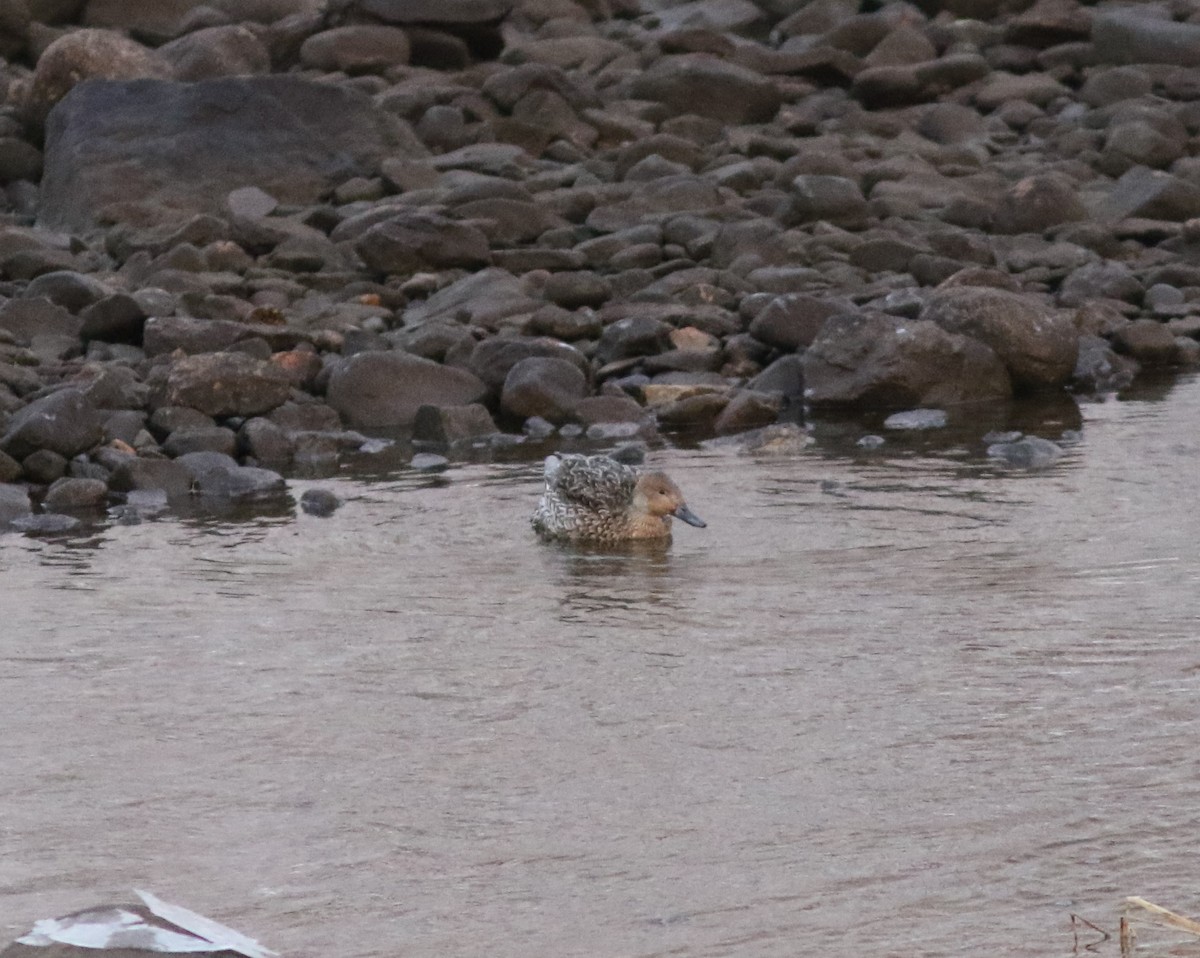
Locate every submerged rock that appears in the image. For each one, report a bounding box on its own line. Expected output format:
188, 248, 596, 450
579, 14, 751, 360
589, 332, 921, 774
986, 436, 1064, 469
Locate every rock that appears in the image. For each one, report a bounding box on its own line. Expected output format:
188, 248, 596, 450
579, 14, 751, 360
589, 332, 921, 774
802, 312, 1012, 408
0, 483, 32, 528
627, 55, 783, 124
24, 270, 111, 312
354, 0, 512, 26
1112, 318, 1178, 365
411, 452, 449, 470
784, 175, 869, 229
165, 353, 292, 417
23, 29, 171, 126
43, 476, 108, 510
883, 408, 948, 430
163, 426, 239, 458
0, 450, 21, 483
1, 388, 104, 459
412, 403, 498, 443
1093, 167, 1200, 222
300, 487, 341, 516
300, 25, 411, 73
12, 513, 82, 534
702, 421, 811, 455
1092, 7, 1200, 67
748, 354, 805, 399
595, 315, 673, 365
108, 456, 193, 498
79, 293, 147, 344
987, 435, 1063, 468
711, 390, 782, 435
500, 357, 589, 423
40, 76, 424, 231
749, 294, 848, 351
401, 269, 540, 330
158, 25, 271, 81
22, 448, 68, 484
467, 337, 588, 394
543, 272, 611, 309
239, 417, 293, 463
193, 463, 288, 501
920, 286, 1079, 391
1072, 333, 1138, 392
355, 210, 490, 274
571, 395, 648, 425
326, 351, 488, 429
1058, 261, 1142, 307
0, 296, 81, 343
991, 174, 1088, 235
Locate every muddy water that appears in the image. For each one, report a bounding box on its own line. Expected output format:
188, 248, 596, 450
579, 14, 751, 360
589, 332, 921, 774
3, 379, 1200, 958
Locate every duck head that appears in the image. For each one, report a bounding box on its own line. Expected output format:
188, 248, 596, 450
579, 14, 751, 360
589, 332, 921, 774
633, 471, 706, 528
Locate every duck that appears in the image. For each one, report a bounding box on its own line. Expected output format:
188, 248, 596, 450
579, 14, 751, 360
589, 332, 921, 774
532, 453, 706, 543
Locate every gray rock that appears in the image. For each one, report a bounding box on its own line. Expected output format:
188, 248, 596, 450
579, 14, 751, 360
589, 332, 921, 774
12, 513, 82, 534
0, 297, 81, 344
22, 448, 69, 484
802, 312, 1012, 408
355, 210, 491, 274
411, 452, 449, 471
108, 457, 193, 498
79, 293, 147, 344
356, 0, 513, 25
784, 175, 869, 229
401, 269, 540, 330
194, 463, 287, 501
1094, 166, 1200, 222
748, 354, 805, 399
412, 403, 498, 443
0, 483, 32, 528
1092, 7, 1200, 67
43, 476, 108, 510
1112, 318, 1178, 365
1058, 261, 1142, 307
1072, 334, 1139, 393
500, 357, 589, 424
627, 55, 783, 124
991, 174, 1088, 235
326, 351, 488, 429
165, 353, 292, 418
239, 417, 293, 463
297, 488, 340, 517
883, 408, 948, 430
712, 390, 782, 435
543, 272, 611, 309
467, 337, 588, 394
163, 426, 238, 458
987, 435, 1063, 468
40, 76, 424, 231
300, 25, 411, 73
921, 286, 1079, 391
749, 294, 847, 351
158, 25, 271, 81
595, 316, 673, 366
1, 388, 104, 459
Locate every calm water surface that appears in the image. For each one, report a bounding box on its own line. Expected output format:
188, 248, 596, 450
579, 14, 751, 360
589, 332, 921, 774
3, 378, 1200, 958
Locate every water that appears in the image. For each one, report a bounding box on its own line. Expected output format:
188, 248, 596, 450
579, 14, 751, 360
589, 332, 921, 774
3, 378, 1200, 958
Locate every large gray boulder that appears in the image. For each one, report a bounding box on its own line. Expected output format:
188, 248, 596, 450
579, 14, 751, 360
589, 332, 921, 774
802, 312, 1012, 408
920, 286, 1079, 391
39, 76, 427, 231
326, 351, 488, 429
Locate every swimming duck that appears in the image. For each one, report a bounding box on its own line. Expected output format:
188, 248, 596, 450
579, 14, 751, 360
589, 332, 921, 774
532, 453, 706, 543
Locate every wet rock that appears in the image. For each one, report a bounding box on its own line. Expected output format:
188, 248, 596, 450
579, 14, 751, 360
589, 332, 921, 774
22, 449, 68, 484
500, 357, 589, 423
0, 483, 32, 528
921, 286, 1079, 391
466, 337, 588, 394
40, 76, 423, 231
711, 390, 782, 435
803, 313, 1012, 408
884, 408, 948, 430
165, 353, 292, 418
412, 403, 498, 443
987, 435, 1063, 468
1, 388, 104, 459
193, 463, 288, 501
326, 351, 488, 429
703, 421, 811, 455
627, 55, 783, 124
748, 354, 805, 400
238, 417, 293, 463
43, 476, 108, 511
1072, 334, 1139, 393
12, 513, 82, 534
300, 487, 341, 516
108, 457, 193, 498
163, 426, 238, 458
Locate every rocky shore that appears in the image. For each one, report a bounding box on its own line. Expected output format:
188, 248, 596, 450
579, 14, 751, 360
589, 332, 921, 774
1, 0, 1199, 530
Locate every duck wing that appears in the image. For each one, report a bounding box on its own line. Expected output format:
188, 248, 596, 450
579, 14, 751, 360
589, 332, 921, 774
545, 454, 636, 512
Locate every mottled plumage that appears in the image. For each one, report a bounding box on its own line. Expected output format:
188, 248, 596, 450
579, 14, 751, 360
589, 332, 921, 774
532, 453, 706, 543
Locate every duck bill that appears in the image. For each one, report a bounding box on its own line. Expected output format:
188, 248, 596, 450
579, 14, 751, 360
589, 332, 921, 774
673, 504, 706, 528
